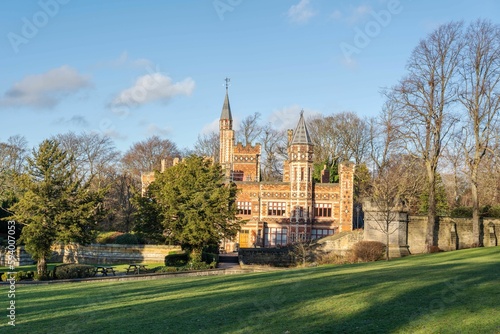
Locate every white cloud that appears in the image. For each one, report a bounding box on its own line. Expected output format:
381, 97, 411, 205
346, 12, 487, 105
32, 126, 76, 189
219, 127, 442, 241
0, 65, 91, 109
331, 9, 342, 21
109, 73, 195, 109
106, 51, 155, 69
331, 5, 373, 25
146, 123, 172, 136
287, 0, 316, 24
268, 105, 322, 130
200, 118, 220, 135
101, 129, 127, 141
348, 5, 372, 24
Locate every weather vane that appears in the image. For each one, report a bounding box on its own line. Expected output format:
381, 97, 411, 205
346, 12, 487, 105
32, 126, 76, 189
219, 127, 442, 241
224, 77, 230, 91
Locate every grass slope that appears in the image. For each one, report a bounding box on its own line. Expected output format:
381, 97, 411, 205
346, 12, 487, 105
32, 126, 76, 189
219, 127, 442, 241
1, 247, 499, 334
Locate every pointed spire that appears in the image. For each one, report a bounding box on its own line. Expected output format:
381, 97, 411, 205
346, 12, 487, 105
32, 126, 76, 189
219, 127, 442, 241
220, 77, 232, 120
291, 110, 312, 145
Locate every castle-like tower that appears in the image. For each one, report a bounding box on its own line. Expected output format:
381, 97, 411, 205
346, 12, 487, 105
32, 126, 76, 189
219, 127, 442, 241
141, 79, 355, 251
219, 78, 234, 176
217, 81, 355, 250
288, 111, 315, 241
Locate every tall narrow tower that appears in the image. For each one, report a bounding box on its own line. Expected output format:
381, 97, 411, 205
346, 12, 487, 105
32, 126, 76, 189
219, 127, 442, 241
219, 78, 234, 176
288, 111, 314, 241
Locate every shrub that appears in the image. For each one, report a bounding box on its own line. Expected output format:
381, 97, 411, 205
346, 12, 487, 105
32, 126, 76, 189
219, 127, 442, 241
178, 261, 212, 271
482, 205, 500, 218
429, 245, 443, 253
352, 241, 386, 262
450, 207, 473, 218
1, 271, 33, 282
34, 271, 52, 281
202, 252, 219, 264
114, 233, 139, 245
54, 264, 96, 279
165, 253, 189, 266
154, 266, 178, 273
318, 252, 349, 265
449, 206, 500, 218
96, 231, 123, 244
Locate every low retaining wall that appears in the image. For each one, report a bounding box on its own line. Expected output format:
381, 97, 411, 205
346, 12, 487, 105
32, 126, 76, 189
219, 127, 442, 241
50, 243, 183, 264
238, 247, 294, 266
314, 230, 364, 256
0, 247, 35, 266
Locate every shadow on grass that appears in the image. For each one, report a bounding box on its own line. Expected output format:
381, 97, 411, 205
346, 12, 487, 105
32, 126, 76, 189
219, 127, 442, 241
5, 247, 500, 333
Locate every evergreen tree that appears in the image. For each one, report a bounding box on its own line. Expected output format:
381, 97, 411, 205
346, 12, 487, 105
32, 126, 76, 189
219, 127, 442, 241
149, 155, 240, 260
132, 194, 165, 244
11, 140, 104, 275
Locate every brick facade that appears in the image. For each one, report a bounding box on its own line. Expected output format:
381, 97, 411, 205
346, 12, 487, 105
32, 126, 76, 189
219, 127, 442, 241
218, 90, 355, 251
141, 87, 355, 251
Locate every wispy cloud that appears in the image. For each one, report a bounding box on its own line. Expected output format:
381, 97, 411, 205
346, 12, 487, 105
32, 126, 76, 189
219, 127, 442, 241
99, 51, 155, 69
331, 5, 373, 24
53, 115, 89, 127
102, 128, 127, 141
109, 73, 195, 110
146, 123, 172, 136
201, 118, 221, 135
287, 0, 316, 24
0, 65, 91, 109
268, 105, 322, 130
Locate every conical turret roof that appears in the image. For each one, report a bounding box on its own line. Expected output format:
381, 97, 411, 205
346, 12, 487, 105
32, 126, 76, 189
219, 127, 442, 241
291, 110, 312, 145
220, 90, 232, 120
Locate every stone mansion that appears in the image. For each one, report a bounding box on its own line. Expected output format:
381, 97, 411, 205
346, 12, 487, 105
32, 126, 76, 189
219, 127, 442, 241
142, 86, 355, 251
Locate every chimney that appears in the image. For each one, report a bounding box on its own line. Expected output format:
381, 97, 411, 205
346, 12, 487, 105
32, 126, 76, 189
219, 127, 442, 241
161, 159, 166, 172
287, 129, 293, 146
321, 165, 330, 183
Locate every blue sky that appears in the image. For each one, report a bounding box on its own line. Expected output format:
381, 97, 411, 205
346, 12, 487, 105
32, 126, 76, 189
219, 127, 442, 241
1, 0, 499, 153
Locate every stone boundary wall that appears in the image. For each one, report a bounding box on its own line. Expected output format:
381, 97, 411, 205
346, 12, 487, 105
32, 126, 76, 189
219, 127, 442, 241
50, 244, 183, 264
1, 244, 184, 266
407, 216, 500, 254
314, 230, 364, 256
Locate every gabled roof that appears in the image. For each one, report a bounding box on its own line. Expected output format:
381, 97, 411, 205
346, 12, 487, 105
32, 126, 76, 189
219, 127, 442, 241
291, 110, 312, 145
220, 91, 232, 120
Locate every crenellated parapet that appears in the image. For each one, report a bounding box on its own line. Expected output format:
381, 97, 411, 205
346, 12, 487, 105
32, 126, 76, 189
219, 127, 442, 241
234, 142, 261, 154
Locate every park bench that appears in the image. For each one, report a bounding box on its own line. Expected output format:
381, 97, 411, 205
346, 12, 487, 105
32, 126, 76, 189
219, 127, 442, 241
125, 264, 148, 274
94, 266, 116, 276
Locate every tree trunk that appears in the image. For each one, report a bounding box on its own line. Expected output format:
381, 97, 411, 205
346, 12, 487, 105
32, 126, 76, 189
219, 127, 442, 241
471, 169, 482, 247
37, 257, 47, 276
425, 170, 437, 252
386, 224, 390, 261
190, 248, 203, 263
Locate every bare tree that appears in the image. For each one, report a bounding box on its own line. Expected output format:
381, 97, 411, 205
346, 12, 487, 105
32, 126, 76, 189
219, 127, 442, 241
368, 101, 400, 172
122, 135, 180, 182
457, 19, 500, 246
387, 21, 463, 251
0, 135, 28, 215
0, 135, 28, 173
55, 132, 120, 188
307, 115, 342, 165
192, 132, 220, 163
236, 112, 262, 146
308, 112, 369, 166
101, 170, 136, 232
365, 160, 409, 261
441, 134, 469, 209
260, 125, 287, 181
336, 112, 370, 165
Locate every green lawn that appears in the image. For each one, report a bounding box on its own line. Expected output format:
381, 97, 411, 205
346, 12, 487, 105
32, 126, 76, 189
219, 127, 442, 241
0, 262, 165, 275
1, 247, 499, 334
